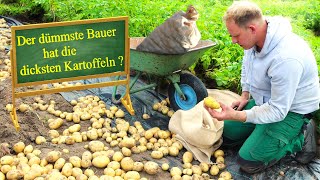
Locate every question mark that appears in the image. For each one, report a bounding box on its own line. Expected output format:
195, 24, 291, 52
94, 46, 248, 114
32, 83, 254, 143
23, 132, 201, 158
118, 56, 124, 66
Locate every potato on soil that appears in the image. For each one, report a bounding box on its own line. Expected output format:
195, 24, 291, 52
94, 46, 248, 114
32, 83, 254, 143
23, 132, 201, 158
120, 157, 135, 171
13, 141, 25, 153
143, 161, 159, 175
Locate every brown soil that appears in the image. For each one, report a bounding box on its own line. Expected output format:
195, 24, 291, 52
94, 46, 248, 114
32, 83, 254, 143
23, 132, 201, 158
0, 76, 175, 179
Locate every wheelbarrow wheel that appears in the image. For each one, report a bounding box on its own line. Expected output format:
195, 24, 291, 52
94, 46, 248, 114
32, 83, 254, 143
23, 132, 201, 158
168, 72, 208, 111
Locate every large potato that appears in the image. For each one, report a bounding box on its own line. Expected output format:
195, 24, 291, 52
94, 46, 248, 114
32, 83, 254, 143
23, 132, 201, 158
143, 161, 159, 175
88, 141, 105, 152
121, 137, 136, 148
92, 155, 110, 168
120, 157, 134, 171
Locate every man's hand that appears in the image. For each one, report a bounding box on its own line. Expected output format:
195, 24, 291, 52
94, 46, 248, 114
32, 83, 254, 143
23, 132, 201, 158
231, 91, 249, 110
205, 102, 247, 122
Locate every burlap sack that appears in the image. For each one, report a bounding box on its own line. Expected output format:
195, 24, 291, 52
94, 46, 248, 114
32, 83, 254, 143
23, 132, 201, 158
168, 89, 241, 163
169, 100, 223, 164
136, 5, 201, 54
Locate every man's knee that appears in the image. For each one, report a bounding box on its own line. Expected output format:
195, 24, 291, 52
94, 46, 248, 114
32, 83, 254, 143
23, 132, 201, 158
237, 155, 278, 174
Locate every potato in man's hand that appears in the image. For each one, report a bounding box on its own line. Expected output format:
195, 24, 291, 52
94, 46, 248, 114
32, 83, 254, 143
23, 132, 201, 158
204, 96, 220, 109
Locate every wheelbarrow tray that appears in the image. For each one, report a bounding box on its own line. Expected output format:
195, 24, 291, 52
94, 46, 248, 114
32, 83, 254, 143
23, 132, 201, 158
130, 37, 216, 76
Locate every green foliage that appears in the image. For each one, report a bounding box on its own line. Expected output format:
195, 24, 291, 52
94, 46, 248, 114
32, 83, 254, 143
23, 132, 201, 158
1, 0, 320, 93
304, 11, 320, 36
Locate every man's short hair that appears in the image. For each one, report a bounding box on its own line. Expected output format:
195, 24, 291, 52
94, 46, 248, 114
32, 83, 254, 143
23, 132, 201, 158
223, 1, 263, 27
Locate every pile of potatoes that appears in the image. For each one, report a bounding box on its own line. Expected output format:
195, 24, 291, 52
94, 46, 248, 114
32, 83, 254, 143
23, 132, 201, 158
0, 18, 11, 81
150, 98, 175, 118
2, 94, 234, 179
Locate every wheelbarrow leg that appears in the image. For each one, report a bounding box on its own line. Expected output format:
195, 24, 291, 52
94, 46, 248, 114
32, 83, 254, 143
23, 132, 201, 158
167, 74, 186, 100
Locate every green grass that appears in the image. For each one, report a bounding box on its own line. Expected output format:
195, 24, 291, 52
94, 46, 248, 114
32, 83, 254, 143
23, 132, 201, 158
1, 0, 319, 92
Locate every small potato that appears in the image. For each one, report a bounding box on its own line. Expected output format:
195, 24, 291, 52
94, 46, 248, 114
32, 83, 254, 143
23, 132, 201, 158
35, 136, 46, 145
161, 163, 170, 171
214, 149, 225, 158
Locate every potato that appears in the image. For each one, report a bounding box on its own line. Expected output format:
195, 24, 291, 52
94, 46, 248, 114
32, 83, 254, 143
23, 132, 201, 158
88, 141, 105, 152
132, 162, 144, 172
68, 124, 81, 133
199, 162, 209, 172
115, 109, 125, 118
220, 171, 232, 180
183, 168, 193, 176
69, 156, 81, 168
121, 147, 132, 157
103, 167, 115, 177
35, 136, 46, 145
13, 142, 25, 153
54, 158, 66, 170
82, 151, 93, 160
61, 163, 73, 177
0, 172, 5, 180
214, 149, 225, 158
48, 118, 63, 130
170, 167, 182, 177
217, 163, 226, 170
191, 165, 202, 175
209, 165, 219, 176
120, 157, 134, 171
151, 151, 163, 159
108, 161, 120, 170
6, 169, 23, 180
143, 161, 159, 175
24, 145, 34, 154
19, 103, 29, 112
112, 152, 124, 162
204, 96, 220, 109
124, 171, 140, 180
46, 151, 61, 163
92, 155, 110, 168
80, 159, 92, 168
72, 167, 83, 177
161, 163, 170, 171
168, 146, 179, 156
182, 151, 193, 164
121, 137, 136, 148
48, 130, 60, 139
1, 155, 13, 165
216, 156, 225, 164
84, 169, 95, 177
